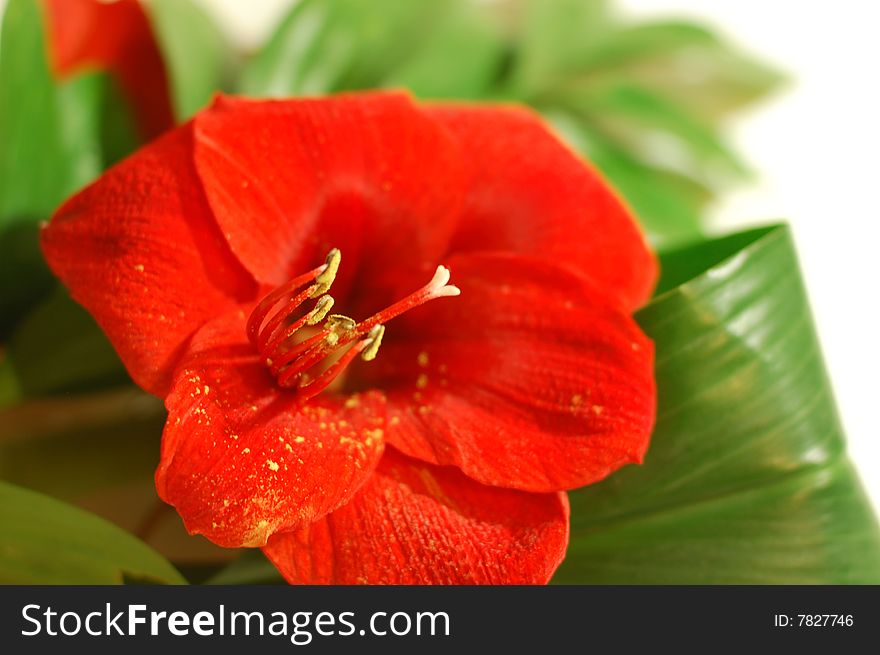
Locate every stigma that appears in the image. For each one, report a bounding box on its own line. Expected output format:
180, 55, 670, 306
246, 249, 460, 400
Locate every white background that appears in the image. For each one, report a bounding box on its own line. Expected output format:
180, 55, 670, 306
4, 0, 879, 509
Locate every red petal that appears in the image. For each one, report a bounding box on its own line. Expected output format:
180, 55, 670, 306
354, 252, 655, 493
192, 93, 467, 305
156, 309, 386, 548
263, 448, 569, 584
43, 0, 175, 140
428, 104, 657, 311
40, 124, 256, 396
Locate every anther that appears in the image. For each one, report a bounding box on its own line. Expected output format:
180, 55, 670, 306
361, 325, 385, 361
310, 248, 341, 298
307, 295, 335, 325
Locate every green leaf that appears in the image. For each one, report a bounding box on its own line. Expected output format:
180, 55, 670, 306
510, 0, 613, 97
97, 75, 141, 169
147, 0, 230, 120
565, 81, 750, 182
0, 388, 163, 500
0, 0, 102, 226
240, 0, 449, 96
596, 27, 787, 121
5, 286, 128, 397
0, 480, 185, 584
574, 20, 718, 70
384, 3, 505, 99
205, 550, 285, 585
555, 226, 880, 583
0, 223, 56, 339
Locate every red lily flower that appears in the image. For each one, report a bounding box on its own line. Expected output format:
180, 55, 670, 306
42, 0, 174, 140
41, 93, 657, 584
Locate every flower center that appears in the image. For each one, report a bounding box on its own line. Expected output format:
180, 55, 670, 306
246, 249, 460, 400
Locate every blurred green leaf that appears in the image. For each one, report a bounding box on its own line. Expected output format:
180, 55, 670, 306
0, 388, 163, 500
241, 0, 453, 96
0, 479, 185, 584
0, 0, 102, 226
510, 0, 613, 96
97, 75, 141, 169
592, 26, 787, 121
555, 226, 880, 583
0, 355, 21, 409
385, 3, 505, 99
0, 223, 56, 339
5, 286, 128, 397
147, 0, 230, 119
562, 81, 749, 182
573, 20, 718, 70
205, 549, 285, 585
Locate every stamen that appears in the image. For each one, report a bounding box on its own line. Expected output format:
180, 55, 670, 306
361, 325, 385, 361
310, 248, 341, 297
246, 252, 459, 397
307, 295, 335, 325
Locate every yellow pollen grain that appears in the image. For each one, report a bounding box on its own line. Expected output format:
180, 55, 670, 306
203, 385, 210, 395
266, 459, 279, 472
134, 264, 145, 272
229, 434, 239, 441
344, 396, 360, 409
294, 436, 305, 444
242, 447, 250, 454
416, 373, 429, 389
285, 444, 293, 452
417, 351, 429, 367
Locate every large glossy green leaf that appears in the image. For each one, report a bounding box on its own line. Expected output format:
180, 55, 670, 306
0, 480, 185, 584
0, 0, 102, 226
147, 0, 230, 120
554, 225, 880, 583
